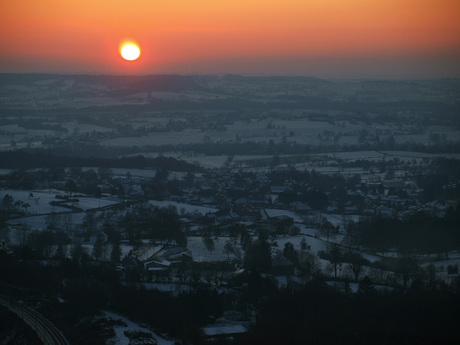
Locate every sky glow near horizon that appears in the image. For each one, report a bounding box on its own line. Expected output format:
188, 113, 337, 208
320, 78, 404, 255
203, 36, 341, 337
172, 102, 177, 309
1, 0, 459, 78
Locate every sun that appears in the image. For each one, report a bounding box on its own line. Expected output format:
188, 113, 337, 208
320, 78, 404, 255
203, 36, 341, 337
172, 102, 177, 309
121, 44, 140, 61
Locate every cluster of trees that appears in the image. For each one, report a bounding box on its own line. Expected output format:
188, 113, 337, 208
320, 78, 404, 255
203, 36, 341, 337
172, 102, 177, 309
269, 168, 365, 211
3, 246, 460, 345
10, 229, 122, 267
240, 281, 460, 345
118, 206, 186, 246
416, 158, 460, 201
318, 243, 370, 281
0, 309, 43, 344
0, 166, 198, 204
0, 250, 208, 343
0, 150, 201, 172
348, 205, 460, 256
244, 238, 272, 273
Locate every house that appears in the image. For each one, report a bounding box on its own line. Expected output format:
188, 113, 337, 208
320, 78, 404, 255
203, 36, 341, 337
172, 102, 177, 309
144, 246, 193, 280
270, 185, 289, 194
344, 205, 359, 214
234, 197, 248, 205
290, 201, 312, 213
232, 268, 250, 287
376, 205, 394, 217
202, 324, 247, 342
383, 180, 406, 190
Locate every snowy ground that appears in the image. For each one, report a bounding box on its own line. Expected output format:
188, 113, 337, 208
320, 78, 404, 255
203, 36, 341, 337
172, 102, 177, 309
187, 236, 241, 262
148, 200, 218, 216
2, 188, 122, 243
1, 189, 119, 215
103, 311, 175, 345
325, 281, 393, 293
137, 282, 193, 295
263, 208, 305, 224
2, 187, 459, 289
272, 234, 328, 255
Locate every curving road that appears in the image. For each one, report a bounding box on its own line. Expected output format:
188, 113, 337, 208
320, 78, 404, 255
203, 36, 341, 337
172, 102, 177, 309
0, 295, 70, 345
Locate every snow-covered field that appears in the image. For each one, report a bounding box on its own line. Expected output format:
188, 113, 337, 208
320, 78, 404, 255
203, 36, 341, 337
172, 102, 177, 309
1, 188, 122, 243
148, 200, 218, 216
100, 129, 205, 147
1, 189, 119, 215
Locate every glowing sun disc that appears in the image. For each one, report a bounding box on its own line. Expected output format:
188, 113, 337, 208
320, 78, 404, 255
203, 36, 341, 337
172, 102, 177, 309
121, 44, 140, 61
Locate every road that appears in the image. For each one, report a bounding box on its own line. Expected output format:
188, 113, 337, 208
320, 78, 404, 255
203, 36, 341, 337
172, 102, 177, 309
0, 295, 70, 345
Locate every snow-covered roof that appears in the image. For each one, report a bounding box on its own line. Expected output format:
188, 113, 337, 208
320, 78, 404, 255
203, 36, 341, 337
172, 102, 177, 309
202, 324, 247, 336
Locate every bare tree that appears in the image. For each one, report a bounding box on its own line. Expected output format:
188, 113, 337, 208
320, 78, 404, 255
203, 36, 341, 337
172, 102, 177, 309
203, 235, 215, 254
324, 243, 342, 278
343, 252, 369, 281
223, 239, 235, 259
110, 242, 122, 263
319, 218, 338, 243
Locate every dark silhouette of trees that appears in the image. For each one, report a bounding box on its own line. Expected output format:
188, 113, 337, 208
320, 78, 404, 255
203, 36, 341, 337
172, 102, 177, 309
447, 264, 458, 279
357, 275, 376, 295
118, 206, 186, 246
240, 277, 460, 345
202, 235, 215, 254
273, 216, 294, 236
343, 252, 370, 281
395, 256, 420, 289
92, 233, 105, 260
71, 243, 90, 267
323, 243, 342, 278
1, 194, 14, 211
82, 212, 98, 241
223, 239, 235, 259
283, 242, 299, 265
300, 237, 308, 251
349, 206, 460, 257
0, 150, 202, 172
298, 251, 320, 281
319, 218, 338, 242
26, 230, 71, 259
110, 243, 122, 263
244, 239, 272, 273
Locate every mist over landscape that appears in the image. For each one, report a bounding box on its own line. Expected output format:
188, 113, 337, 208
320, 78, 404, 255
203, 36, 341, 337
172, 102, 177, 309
0, 72, 460, 344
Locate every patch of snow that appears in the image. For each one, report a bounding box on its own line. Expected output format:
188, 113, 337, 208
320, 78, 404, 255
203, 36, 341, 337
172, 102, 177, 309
103, 311, 175, 345
264, 208, 304, 223
187, 236, 240, 262
149, 200, 218, 216
202, 324, 247, 336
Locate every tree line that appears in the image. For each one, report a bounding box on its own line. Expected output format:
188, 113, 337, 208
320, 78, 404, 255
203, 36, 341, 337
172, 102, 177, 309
347, 204, 460, 256
0, 150, 202, 172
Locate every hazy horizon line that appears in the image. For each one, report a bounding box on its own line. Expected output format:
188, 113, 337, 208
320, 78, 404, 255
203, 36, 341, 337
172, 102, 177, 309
2, 71, 459, 82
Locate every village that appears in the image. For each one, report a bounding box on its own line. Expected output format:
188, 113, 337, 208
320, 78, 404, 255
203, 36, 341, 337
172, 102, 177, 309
2, 149, 459, 285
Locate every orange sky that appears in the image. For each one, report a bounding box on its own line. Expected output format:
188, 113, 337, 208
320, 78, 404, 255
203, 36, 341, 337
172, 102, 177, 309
1, 0, 459, 78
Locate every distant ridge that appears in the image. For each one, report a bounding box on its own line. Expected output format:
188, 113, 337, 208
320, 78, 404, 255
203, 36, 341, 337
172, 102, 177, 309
0, 73, 199, 92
